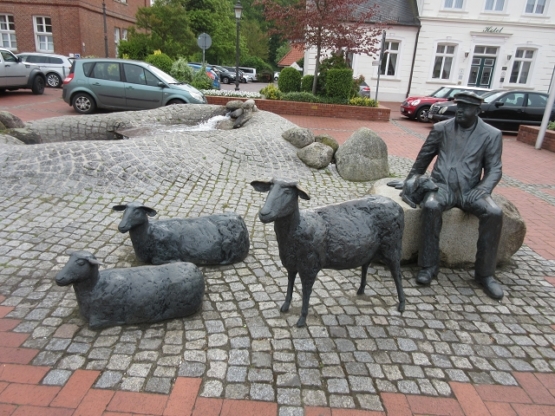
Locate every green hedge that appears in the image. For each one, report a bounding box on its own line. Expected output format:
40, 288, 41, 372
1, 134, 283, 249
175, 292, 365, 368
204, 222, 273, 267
170, 58, 194, 83
301, 75, 314, 92
326, 68, 353, 99
278, 67, 301, 93
145, 52, 173, 74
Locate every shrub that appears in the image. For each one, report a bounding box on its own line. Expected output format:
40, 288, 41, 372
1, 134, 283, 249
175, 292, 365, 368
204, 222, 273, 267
301, 75, 314, 92
259, 69, 274, 83
170, 58, 194, 84
349, 97, 378, 107
282, 92, 321, 103
326, 68, 353, 99
259, 84, 282, 100
549, 121, 555, 131
241, 56, 273, 73
190, 66, 213, 90
145, 52, 173, 73
278, 67, 302, 93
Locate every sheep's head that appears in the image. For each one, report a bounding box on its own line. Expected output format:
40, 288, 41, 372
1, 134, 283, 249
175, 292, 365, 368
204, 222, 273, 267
55, 251, 102, 286
251, 178, 310, 223
113, 202, 157, 233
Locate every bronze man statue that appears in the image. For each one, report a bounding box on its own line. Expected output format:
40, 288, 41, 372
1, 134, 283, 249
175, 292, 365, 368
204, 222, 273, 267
404, 91, 504, 300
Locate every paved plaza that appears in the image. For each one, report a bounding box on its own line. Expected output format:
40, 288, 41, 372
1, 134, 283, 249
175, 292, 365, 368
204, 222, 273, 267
0, 89, 554, 415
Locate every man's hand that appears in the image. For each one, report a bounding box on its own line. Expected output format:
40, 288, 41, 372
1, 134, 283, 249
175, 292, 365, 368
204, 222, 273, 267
467, 188, 488, 203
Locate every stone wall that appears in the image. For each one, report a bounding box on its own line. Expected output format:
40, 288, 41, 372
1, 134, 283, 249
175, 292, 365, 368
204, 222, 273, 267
516, 125, 555, 152
206, 96, 391, 121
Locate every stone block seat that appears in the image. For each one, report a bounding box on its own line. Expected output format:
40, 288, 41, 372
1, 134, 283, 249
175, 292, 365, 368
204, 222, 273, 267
370, 178, 527, 267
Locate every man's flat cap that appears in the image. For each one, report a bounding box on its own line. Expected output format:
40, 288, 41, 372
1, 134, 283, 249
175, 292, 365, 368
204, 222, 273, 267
454, 91, 484, 106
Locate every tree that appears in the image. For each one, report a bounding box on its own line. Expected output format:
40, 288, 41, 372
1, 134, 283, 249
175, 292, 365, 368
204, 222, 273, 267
257, 0, 382, 94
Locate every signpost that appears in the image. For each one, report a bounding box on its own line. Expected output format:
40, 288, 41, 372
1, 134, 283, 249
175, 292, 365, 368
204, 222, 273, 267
197, 33, 212, 64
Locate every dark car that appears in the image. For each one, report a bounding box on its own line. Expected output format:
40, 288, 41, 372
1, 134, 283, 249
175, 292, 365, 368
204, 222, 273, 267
222, 66, 248, 83
401, 85, 491, 122
428, 90, 555, 131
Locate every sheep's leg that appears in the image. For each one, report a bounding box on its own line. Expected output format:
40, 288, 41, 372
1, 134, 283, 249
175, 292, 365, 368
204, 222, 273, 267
357, 262, 370, 295
281, 269, 297, 313
297, 275, 316, 327
385, 258, 405, 312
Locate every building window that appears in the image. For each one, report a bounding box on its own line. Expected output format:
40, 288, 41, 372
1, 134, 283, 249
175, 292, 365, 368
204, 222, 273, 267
115, 27, 120, 57
509, 48, 534, 84
380, 41, 399, 76
485, 0, 505, 11
34, 16, 53, 52
0, 14, 17, 49
525, 0, 547, 13
432, 44, 455, 80
444, 0, 464, 9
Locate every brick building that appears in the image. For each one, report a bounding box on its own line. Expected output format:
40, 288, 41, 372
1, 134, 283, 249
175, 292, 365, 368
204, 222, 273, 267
0, 0, 150, 58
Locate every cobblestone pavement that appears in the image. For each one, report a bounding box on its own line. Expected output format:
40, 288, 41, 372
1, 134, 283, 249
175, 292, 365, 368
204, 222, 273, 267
1, 101, 555, 415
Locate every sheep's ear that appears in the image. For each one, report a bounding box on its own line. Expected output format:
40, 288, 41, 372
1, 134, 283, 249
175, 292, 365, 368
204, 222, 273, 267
296, 185, 310, 200
251, 180, 272, 193
86, 257, 103, 266
142, 206, 157, 217
112, 204, 127, 211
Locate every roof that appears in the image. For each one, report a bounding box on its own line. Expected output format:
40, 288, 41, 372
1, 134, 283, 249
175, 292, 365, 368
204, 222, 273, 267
356, 0, 420, 27
278, 45, 305, 67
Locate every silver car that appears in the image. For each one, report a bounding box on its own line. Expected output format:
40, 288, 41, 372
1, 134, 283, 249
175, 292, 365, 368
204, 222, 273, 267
17, 52, 73, 88
62, 58, 206, 114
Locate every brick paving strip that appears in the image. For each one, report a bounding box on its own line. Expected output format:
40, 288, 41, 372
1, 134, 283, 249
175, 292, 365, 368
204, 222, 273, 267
0, 98, 555, 415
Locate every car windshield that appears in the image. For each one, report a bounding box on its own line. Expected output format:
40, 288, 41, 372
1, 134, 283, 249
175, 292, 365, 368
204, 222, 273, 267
148, 65, 180, 84
430, 87, 455, 98
483, 91, 507, 103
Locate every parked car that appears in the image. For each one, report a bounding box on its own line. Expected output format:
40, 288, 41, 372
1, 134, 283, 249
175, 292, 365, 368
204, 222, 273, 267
187, 63, 221, 89
239, 66, 257, 82
427, 89, 555, 131
274, 71, 280, 81
401, 85, 491, 122
17, 52, 73, 88
222, 66, 248, 83
359, 81, 371, 98
62, 58, 206, 114
211, 65, 238, 84
0, 48, 46, 94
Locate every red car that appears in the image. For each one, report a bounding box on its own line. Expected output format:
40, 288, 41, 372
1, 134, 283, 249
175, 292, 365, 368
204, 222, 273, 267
400, 85, 491, 122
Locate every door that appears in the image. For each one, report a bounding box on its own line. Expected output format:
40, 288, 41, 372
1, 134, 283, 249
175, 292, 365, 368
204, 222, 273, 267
87, 62, 126, 109
481, 91, 526, 131
523, 93, 549, 127
468, 57, 496, 88
123, 63, 163, 110
0, 50, 26, 87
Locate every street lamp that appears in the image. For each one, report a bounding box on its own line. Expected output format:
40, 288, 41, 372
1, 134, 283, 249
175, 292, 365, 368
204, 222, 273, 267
234, 0, 243, 91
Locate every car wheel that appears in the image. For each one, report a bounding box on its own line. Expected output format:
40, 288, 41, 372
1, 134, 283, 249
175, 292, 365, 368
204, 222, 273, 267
222, 77, 230, 84
31, 76, 45, 95
46, 73, 62, 88
72, 92, 96, 114
167, 99, 185, 105
416, 106, 430, 122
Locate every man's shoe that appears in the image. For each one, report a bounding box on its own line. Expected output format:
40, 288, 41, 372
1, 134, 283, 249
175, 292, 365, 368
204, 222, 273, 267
416, 266, 438, 286
476, 276, 504, 300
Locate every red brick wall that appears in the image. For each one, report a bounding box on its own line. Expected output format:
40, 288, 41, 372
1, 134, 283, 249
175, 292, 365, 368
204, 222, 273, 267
206, 96, 391, 121
0, 0, 146, 57
517, 125, 555, 152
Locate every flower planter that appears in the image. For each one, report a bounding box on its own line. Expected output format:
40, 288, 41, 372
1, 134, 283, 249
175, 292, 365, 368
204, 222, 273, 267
516, 125, 555, 152
205, 96, 390, 121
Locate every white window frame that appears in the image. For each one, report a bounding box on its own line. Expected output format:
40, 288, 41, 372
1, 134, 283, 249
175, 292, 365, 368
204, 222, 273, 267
114, 27, 121, 57
432, 43, 456, 81
484, 0, 505, 12
524, 0, 547, 14
34, 16, 53, 52
0, 14, 17, 50
443, 0, 464, 10
379, 41, 400, 77
508, 48, 535, 86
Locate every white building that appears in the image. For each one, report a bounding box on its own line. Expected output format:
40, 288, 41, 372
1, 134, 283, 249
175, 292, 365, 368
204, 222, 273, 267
304, 0, 555, 102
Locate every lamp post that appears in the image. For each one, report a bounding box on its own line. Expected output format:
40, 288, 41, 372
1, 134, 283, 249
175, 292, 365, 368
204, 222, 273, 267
234, 1, 243, 91
103, 0, 109, 57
